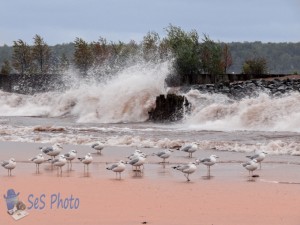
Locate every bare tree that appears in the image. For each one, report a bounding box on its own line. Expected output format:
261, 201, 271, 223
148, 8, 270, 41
91, 37, 110, 65
222, 44, 232, 74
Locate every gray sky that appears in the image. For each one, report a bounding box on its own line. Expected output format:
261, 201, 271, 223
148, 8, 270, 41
1, 0, 299, 46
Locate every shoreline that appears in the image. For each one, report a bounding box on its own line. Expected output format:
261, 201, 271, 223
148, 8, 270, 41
0, 141, 299, 224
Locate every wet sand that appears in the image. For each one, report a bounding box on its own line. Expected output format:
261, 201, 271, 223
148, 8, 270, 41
0, 142, 300, 225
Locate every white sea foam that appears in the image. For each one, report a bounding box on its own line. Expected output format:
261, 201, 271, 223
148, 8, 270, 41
183, 90, 300, 132
0, 123, 299, 155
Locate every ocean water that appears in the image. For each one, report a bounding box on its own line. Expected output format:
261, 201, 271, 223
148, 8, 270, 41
1, 61, 300, 156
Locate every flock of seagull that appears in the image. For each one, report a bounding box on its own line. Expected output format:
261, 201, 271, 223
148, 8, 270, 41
0, 142, 268, 182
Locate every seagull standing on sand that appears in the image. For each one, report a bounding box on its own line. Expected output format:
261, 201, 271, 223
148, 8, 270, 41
242, 159, 258, 176
49, 155, 67, 176
172, 162, 197, 182
246, 151, 267, 169
152, 149, 173, 164
64, 150, 77, 169
29, 153, 45, 173
180, 143, 198, 158
196, 155, 219, 177
91, 142, 104, 154
127, 155, 146, 172
128, 149, 147, 170
1, 158, 16, 176
40, 143, 63, 159
78, 153, 93, 172
106, 160, 126, 179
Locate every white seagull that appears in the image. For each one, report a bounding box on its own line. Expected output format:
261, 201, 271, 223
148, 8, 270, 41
246, 151, 267, 169
242, 159, 258, 176
1, 158, 16, 176
127, 149, 147, 170
152, 149, 173, 163
106, 160, 126, 179
180, 143, 198, 158
49, 155, 67, 176
29, 153, 45, 173
128, 149, 145, 159
91, 142, 104, 154
64, 150, 77, 169
196, 155, 219, 177
78, 153, 93, 172
172, 162, 197, 182
127, 155, 146, 172
40, 143, 63, 159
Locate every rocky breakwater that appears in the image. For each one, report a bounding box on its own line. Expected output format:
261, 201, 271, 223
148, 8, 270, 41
182, 78, 300, 99
149, 77, 300, 121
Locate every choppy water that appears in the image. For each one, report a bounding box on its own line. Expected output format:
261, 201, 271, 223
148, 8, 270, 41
1, 61, 300, 156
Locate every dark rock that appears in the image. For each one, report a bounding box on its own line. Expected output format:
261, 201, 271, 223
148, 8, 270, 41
148, 94, 190, 122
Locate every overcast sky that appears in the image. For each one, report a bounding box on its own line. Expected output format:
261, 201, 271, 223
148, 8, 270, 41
1, 0, 299, 46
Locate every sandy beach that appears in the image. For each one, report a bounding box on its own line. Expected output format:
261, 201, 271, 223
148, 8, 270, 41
0, 142, 299, 225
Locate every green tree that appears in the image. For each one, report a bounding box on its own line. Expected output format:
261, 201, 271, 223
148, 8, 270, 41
200, 34, 223, 75
0, 60, 12, 75
73, 38, 93, 75
12, 39, 32, 75
242, 58, 268, 74
32, 34, 51, 74
164, 25, 201, 82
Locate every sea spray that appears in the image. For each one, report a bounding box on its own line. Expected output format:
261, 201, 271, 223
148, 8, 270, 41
0, 60, 171, 122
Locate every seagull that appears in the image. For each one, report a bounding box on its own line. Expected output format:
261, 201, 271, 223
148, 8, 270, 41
172, 162, 197, 182
180, 143, 198, 158
106, 160, 126, 179
1, 158, 16, 176
127, 155, 146, 172
91, 142, 104, 154
49, 155, 67, 176
196, 155, 219, 177
246, 151, 267, 169
152, 149, 173, 164
127, 149, 147, 170
64, 150, 77, 169
242, 159, 258, 177
128, 149, 145, 159
78, 153, 93, 172
40, 143, 63, 159
29, 153, 45, 173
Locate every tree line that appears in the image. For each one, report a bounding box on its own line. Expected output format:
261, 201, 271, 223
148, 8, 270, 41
1, 25, 299, 80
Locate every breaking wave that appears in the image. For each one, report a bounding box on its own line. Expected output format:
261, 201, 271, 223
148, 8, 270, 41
183, 90, 300, 132
0, 60, 300, 133
0, 61, 170, 123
